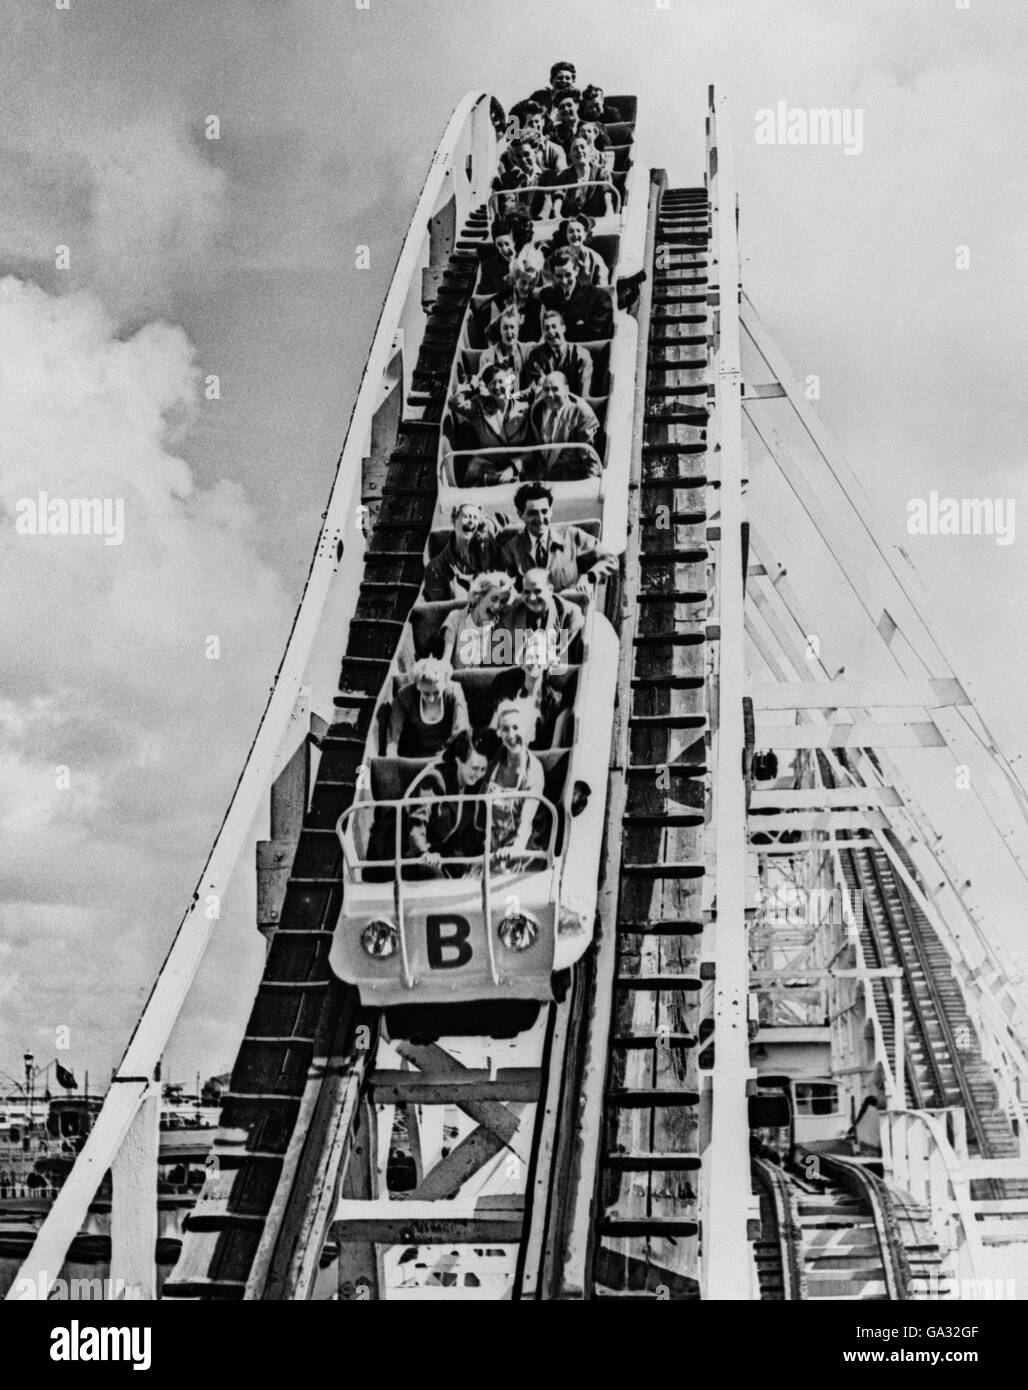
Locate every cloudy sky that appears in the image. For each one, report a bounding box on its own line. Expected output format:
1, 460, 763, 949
1, 0, 1026, 1089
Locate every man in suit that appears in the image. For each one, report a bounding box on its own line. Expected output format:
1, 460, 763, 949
517, 102, 568, 175
547, 92, 610, 154
525, 309, 593, 399
500, 482, 616, 599
528, 371, 601, 481
539, 251, 613, 341
495, 567, 584, 668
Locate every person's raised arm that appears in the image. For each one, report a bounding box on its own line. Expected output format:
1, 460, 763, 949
406, 799, 432, 857
578, 346, 594, 401
449, 380, 477, 415
524, 351, 547, 394
450, 684, 470, 740
511, 757, 546, 853
386, 690, 407, 759
440, 614, 459, 669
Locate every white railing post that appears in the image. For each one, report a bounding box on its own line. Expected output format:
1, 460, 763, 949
110, 1081, 161, 1300
704, 86, 752, 1301
891, 976, 905, 1105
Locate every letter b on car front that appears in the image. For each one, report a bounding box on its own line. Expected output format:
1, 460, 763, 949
425, 915, 473, 969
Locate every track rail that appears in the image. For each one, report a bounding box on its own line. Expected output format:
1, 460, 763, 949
752, 1158, 804, 1300
838, 835, 1028, 1211
169, 93, 649, 1298
166, 209, 488, 1298
785, 1153, 910, 1302
587, 183, 712, 1299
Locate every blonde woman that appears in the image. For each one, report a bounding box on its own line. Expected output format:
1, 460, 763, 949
440, 572, 515, 671
483, 703, 546, 864
387, 657, 469, 759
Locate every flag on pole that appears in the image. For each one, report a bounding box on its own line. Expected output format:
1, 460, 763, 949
55, 1063, 78, 1090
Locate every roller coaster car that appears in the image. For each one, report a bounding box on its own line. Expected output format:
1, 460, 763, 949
328, 106, 637, 1033
329, 610, 619, 1025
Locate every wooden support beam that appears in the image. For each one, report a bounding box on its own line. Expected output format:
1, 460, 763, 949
753, 678, 966, 711
750, 787, 903, 809
754, 839, 871, 854
332, 1197, 524, 1244
405, 1127, 508, 1202
755, 721, 945, 750
393, 1042, 526, 1149
749, 810, 889, 834
370, 1068, 540, 1105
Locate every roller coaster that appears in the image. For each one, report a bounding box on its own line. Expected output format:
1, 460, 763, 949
11, 83, 1028, 1302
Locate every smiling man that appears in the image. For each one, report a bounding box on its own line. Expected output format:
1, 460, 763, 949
526, 309, 593, 398
522, 60, 579, 115
500, 482, 616, 599
539, 251, 613, 340
495, 566, 584, 667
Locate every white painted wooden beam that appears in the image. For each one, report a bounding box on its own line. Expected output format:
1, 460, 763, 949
110, 1085, 161, 1300
704, 86, 752, 1303
753, 678, 966, 711
750, 787, 903, 809
749, 810, 889, 833
756, 722, 945, 749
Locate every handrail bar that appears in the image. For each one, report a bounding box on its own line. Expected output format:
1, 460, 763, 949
439, 441, 604, 488
337, 789, 560, 871
488, 181, 622, 223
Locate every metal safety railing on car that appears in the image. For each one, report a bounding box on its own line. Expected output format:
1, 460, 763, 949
439, 441, 604, 487
488, 180, 621, 224
337, 790, 560, 988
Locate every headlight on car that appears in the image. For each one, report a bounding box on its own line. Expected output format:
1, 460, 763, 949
498, 908, 538, 952
361, 919, 399, 958
558, 906, 589, 938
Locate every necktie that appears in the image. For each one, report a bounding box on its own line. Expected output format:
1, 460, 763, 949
535, 539, 547, 568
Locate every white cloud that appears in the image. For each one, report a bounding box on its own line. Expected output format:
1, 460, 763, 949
0, 115, 225, 316
0, 276, 289, 1073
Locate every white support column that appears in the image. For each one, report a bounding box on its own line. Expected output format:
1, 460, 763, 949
468, 97, 496, 210
110, 1081, 161, 1301
891, 977, 905, 1107
704, 88, 752, 1301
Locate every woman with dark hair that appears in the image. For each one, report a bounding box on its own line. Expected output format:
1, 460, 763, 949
423, 502, 505, 602
403, 727, 501, 877
543, 214, 608, 286
449, 364, 531, 486
477, 212, 534, 295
